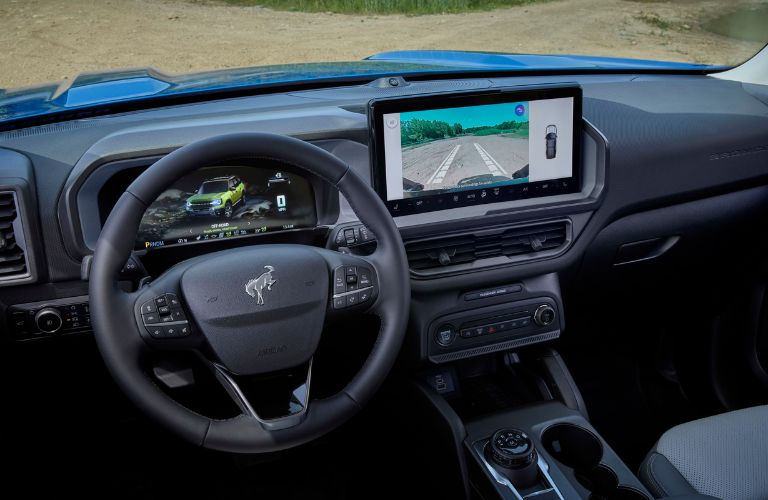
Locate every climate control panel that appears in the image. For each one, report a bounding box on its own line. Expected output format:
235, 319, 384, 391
428, 297, 562, 363
6, 296, 91, 340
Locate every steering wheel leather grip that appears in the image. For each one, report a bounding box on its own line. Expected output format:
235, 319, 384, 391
89, 133, 410, 453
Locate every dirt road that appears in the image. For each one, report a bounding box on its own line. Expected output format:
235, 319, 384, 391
403, 135, 529, 191
0, 0, 764, 90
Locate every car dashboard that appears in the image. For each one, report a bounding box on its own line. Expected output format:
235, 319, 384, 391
2, 72, 768, 365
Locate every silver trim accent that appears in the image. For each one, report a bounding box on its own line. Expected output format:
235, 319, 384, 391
211, 359, 313, 431
332, 285, 374, 299
244, 265, 277, 305
34, 308, 63, 334
473, 439, 565, 500
533, 305, 556, 327
429, 330, 560, 363
143, 320, 189, 327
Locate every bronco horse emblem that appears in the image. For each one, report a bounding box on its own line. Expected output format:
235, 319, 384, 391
245, 266, 277, 305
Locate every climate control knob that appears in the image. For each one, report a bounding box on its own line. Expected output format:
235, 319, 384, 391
35, 308, 62, 333
533, 304, 556, 327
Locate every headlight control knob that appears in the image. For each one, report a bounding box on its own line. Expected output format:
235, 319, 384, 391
35, 308, 62, 334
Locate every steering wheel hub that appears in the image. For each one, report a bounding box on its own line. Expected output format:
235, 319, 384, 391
178, 245, 329, 375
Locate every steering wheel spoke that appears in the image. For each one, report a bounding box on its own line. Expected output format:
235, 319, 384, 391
206, 358, 313, 431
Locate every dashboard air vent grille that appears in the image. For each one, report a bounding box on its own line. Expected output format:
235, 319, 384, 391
405, 221, 568, 272
0, 192, 28, 280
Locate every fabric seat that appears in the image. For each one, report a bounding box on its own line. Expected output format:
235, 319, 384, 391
639, 405, 768, 500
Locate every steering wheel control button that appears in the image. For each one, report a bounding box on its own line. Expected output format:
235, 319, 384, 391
358, 226, 375, 243
139, 293, 193, 338
333, 267, 346, 294
163, 325, 181, 338
345, 267, 359, 291
170, 309, 186, 321
435, 325, 456, 346
140, 301, 157, 314
146, 325, 163, 338
358, 290, 371, 303
142, 312, 160, 324
333, 296, 346, 309
334, 231, 346, 246
358, 268, 372, 287
346, 293, 359, 307
331, 224, 377, 250
344, 228, 357, 245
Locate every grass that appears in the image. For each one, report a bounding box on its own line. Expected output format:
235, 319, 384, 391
634, 11, 692, 31
636, 11, 674, 30
219, 0, 543, 15
703, 5, 768, 43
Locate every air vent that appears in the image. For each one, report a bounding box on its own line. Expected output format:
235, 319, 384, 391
405, 220, 570, 273
0, 191, 29, 281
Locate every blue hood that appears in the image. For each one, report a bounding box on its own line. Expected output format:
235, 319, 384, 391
0, 51, 719, 128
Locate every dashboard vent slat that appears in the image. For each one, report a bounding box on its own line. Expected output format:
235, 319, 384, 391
0, 192, 29, 281
405, 221, 569, 273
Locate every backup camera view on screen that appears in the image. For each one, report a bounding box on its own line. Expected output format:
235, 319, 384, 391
382, 97, 574, 202
136, 166, 315, 249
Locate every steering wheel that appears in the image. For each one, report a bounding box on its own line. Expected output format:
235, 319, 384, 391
89, 133, 410, 453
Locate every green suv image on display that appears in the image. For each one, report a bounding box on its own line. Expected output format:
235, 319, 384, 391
185, 175, 245, 218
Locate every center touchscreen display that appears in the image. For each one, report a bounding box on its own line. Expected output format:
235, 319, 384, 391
370, 87, 581, 216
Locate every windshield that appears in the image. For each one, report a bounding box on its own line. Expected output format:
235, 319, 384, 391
1, 0, 766, 92
199, 181, 228, 194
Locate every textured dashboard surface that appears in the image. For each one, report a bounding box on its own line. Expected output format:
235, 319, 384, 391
0, 73, 766, 286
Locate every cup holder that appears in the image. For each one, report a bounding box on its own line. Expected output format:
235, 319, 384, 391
541, 423, 651, 500
611, 487, 651, 500
541, 423, 603, 471
574, 464, 618, 498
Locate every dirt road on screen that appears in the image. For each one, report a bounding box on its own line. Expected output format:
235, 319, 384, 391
0, 0, 763, 89
403, 135, 529, 191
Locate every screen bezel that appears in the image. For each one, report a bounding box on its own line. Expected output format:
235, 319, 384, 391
368, 85, 583, 217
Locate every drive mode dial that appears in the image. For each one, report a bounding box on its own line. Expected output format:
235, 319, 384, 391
488, 428, 536, 469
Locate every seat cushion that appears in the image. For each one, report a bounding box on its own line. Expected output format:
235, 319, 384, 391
639, 405, 768, 500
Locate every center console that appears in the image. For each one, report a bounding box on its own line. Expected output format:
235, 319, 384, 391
411, 348, 655, 500
466, 403, 652, 500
